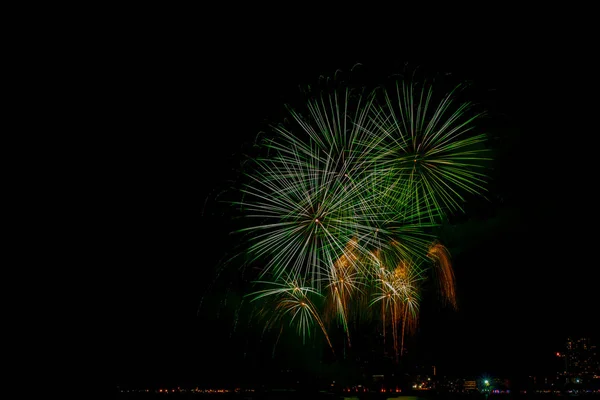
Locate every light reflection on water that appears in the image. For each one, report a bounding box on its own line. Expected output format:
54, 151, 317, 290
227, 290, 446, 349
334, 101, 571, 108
385, 397, 424, 400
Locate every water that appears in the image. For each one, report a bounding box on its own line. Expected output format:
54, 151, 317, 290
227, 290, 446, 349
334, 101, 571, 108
115, 391, 592, 400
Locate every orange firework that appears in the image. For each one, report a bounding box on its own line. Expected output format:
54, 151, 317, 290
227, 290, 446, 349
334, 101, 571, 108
370, 242, 422, 362
324, 237, 362, 346
427, 241, 457, 309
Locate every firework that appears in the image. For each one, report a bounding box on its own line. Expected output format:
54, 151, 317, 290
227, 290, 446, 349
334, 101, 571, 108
369, 244, 424, 360
232, 76, 490, 361
247, 276, 334, 352
427, 240, 457, 308
236, 87, 385, 287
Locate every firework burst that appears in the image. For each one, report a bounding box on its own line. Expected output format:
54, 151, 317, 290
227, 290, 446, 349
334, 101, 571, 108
236, 87, 386, 287
231, 74, 490, 361
367, 80, 490, 222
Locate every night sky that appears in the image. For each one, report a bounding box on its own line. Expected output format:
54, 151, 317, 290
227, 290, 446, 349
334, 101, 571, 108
112, 29, 597, 388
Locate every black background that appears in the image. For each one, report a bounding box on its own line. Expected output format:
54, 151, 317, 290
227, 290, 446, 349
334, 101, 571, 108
111, 17, 597, 388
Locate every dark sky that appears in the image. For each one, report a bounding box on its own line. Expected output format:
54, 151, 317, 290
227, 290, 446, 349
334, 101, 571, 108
112, 27, 597, 388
